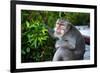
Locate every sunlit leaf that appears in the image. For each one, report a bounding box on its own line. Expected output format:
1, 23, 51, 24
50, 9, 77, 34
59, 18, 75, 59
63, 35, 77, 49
26, 21, 30, 28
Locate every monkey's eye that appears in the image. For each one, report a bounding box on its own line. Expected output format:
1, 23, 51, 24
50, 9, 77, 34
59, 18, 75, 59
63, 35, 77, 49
56, 23, 64, 26
60, 25, 65, 28
60, 25, 66, 29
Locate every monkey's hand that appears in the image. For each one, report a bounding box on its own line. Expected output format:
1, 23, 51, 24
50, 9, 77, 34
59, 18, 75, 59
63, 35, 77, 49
55, 40, 66, 49
55, 40, 76, 49
55, 44, 60, 49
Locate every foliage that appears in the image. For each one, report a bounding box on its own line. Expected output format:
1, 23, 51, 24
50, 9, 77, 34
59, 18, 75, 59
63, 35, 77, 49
21, 10, 90, 62
63, 12, 90, 25
21, 20, 55, 62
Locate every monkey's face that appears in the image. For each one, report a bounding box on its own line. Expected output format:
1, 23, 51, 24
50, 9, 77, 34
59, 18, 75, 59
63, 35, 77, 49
55, 23, 65, 34
54, 23, 67, 38
54, 19, 71, 38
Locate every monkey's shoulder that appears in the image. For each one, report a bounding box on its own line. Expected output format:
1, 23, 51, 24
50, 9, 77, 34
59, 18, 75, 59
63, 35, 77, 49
67, 26, 83, 38
62, 29, 84, 44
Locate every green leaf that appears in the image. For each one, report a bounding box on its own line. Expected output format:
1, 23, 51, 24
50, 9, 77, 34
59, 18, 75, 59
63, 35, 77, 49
26, 48, 30, 53
34, 38, 38, 48
59, 12, 62, 18
26, 21, 30, 28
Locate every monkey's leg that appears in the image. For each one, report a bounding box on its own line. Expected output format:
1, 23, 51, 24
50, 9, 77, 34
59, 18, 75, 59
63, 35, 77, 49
61, 49, 75, 61
53, 48, 62, 61
62, 49, 84, 60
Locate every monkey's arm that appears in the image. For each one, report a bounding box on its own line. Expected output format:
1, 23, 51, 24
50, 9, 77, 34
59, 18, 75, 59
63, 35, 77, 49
64, 39, 76, 49
56, 38, 76, 50
47, 27, 55, 38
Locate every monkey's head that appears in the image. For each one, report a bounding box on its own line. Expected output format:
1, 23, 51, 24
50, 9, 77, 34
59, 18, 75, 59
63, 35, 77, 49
54, 18, 71, 39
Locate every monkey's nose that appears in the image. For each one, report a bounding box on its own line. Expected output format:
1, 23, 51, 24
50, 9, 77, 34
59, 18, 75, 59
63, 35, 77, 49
56, 29, 61, 34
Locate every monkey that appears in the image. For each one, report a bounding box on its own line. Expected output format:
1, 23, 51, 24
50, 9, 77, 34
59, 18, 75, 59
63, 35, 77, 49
47, 18, 85, 61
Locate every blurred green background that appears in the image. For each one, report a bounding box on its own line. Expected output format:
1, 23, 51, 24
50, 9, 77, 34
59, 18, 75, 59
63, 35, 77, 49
21, 10, 90, 63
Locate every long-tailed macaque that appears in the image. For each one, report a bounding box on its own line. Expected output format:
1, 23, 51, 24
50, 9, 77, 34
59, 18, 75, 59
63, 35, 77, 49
48, 18, 85, 61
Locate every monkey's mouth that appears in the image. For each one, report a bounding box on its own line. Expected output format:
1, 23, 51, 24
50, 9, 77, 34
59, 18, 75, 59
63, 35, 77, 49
56, 31, 61, 34
56, 29, 65, 34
